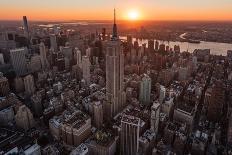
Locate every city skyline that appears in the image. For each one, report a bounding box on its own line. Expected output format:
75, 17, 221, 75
0, 2, 232, 154
1, 0, 232, 21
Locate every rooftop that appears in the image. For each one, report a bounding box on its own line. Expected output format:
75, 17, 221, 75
121, 115, 140, 126
86, 129, 115, 147
70, 143, 88, 155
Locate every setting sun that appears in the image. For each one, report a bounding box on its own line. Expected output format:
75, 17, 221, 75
128, 10, 139, 20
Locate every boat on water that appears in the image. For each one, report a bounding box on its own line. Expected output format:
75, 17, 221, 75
188, 39, 201, 44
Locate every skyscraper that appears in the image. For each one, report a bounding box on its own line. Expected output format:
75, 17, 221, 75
10, 47, 28, 76
82, 56, 91, 85
205, 80, 225, 122
0, 53, 4, 65
159, 85, 166, 104
151, 101, 160, 133
0, 72, 9, 96
148, 39, 154, 53
120, 115, 140, 155
139, 74, 151, 105
93, 101, 103, 128
39, 42, 48, 69
74, 47, 82, 67
15, 105, 35, 131
24, 74, 35, 96
23, 16, 29, 38
29, 55, 42, 73
155, 40, 159, 51
106, 9, 125, 117
50, 34, 58, 51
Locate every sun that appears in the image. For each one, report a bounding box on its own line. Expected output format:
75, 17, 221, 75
128, 10, 139, 20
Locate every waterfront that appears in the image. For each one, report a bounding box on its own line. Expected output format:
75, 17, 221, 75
120, 36, 232, 56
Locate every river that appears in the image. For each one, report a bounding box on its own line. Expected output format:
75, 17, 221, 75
120, 36, 232, 56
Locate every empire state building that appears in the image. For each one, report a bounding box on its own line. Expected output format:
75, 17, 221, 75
106, 9, 126, 118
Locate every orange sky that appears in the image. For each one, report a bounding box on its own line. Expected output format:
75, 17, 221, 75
0, 0, 232, 21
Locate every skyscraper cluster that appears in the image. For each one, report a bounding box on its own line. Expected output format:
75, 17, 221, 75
0, 10, 231, 155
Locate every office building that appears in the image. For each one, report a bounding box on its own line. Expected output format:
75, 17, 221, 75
173, 132, 187, 155
31, 94, 43, 117
0, 72, 9, 96
205, 81, 225, 122
86, 47, 91, 57
0, 106, 14, 125
60, 110, 91, 146
24, 74, 35, 96
0, 53, 4, 65
14, 77, 25, 93
85, 130, 117, 155
120, 115, 140, 155
155, 41, 159, 51
10, 47, 28, 76
106, 9, 125, 117
102, 28, 106, 40
29, 55, 42, 73
93, 101, 103, 128
61, 46, 73, 60
148, 39, 154, 53
82, 56, 91, 85
74, 47, 82, 67
174, 45, 180, 53
39, 42, 48, 69
50, 34, 58, 51
151, 101, 160, 133
159, 85, 166, 104
139, 74, 151, 105
70, 143, 88, 155
162, 96, 174, 119
15, 105, 35, 130
173, 101, 197, 131
178, 67, 189, 81
139, 130, 156, 155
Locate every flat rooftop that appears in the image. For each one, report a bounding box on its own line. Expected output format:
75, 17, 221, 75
121, 115, 140, 126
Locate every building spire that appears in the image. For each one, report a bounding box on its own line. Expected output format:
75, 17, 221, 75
114, 8, 116, 25
112, 8, 118, 40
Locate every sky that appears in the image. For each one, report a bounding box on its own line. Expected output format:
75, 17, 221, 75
0, 0, 232, 21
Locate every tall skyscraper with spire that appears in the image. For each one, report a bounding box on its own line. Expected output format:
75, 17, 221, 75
106, 9, 125, 118
112, 8, 118, 39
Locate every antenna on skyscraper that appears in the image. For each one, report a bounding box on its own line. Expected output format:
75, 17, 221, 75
112, 8, 118, 40
114, 8, 116, 25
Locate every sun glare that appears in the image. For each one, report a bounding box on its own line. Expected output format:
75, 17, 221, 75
128, 10, 139, 20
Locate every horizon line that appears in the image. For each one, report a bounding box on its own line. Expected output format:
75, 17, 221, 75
1, 19, 232, 22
